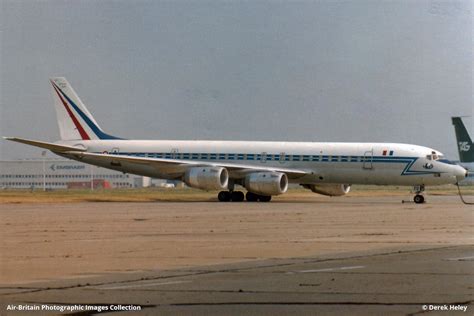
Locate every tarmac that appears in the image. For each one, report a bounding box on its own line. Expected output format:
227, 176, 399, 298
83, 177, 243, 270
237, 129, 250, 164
0, 194, 473, 315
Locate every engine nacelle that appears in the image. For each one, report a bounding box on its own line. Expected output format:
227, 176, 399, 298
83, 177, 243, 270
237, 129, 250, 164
304, 184, 351, 196
184, 167, 229, 190
245, 172, 288, 196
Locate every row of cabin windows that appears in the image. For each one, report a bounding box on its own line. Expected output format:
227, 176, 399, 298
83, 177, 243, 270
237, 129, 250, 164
121, 153, 364, 162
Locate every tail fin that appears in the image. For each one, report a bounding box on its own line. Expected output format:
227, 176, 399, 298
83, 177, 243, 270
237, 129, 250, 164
50, 77, 120, 140
452, 117, 473, 162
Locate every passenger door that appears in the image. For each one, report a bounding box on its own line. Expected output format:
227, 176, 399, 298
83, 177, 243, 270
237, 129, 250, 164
362, 149, 373, 170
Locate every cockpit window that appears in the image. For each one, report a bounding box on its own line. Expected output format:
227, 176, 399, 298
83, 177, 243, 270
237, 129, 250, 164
426, 152, 444, 161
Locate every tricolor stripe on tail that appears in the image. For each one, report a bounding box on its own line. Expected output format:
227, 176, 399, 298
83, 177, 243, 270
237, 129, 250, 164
50, 77, 121, 141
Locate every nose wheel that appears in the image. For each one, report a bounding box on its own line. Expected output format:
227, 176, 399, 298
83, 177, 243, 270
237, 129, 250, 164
413, 194, 425, 204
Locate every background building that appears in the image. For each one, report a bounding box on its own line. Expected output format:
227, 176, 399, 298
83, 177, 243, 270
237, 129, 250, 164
0, 159, 183, 190
0, 159, 140, 190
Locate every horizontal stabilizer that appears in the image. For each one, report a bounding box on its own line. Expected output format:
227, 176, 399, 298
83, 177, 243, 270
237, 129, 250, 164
4, 137, 86, 153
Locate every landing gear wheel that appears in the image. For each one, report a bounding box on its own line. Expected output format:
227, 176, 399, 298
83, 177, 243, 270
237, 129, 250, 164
231, 191, 245, 202
246, 192, 259, 202
218, 191, 231, 202
259, 195, 272, 202
414, 194, 425, 204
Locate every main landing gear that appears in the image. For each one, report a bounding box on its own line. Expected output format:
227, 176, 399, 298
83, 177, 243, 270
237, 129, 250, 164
217, 191, 244, 202
217, 191, 272, 202
245, 192, 272, 202
413, 185, 425, 204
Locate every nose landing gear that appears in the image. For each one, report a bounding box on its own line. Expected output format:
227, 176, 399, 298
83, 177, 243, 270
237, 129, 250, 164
413, 185, 425, 204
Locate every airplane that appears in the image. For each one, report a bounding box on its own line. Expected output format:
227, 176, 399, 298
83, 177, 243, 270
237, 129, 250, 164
452, 116, 473, 184
5, 77, 467, 204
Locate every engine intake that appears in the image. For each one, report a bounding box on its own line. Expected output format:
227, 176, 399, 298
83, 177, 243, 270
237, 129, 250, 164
184, 167, 229, 190
304, 184, 351, 196
245, 172, 288, 196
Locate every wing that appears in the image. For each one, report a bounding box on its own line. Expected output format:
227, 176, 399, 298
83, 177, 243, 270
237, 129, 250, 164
5, 137, 309, 178
64, 151, 309, 179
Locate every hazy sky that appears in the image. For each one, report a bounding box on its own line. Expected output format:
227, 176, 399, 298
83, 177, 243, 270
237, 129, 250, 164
1, 0, 472, 160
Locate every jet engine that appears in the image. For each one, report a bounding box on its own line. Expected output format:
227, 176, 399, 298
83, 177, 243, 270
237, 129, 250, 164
304, 184, 351, 196
245, 172, 288, 196
184, 167, 229, 190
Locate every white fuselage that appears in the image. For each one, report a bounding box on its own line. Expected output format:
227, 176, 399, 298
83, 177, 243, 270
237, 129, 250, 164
58, 140, 466, 186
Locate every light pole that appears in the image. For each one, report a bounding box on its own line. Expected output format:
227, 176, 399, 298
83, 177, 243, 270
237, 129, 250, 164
41, 151, 46, 191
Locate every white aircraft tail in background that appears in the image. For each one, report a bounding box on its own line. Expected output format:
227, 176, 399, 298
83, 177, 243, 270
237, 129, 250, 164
5, 78, 467, 204
451, 116, 474, 185
452, 117, 473, 163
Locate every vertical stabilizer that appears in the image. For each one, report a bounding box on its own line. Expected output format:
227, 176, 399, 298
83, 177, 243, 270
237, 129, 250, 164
452, 117, 473, 162
50, 77, 119, 140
